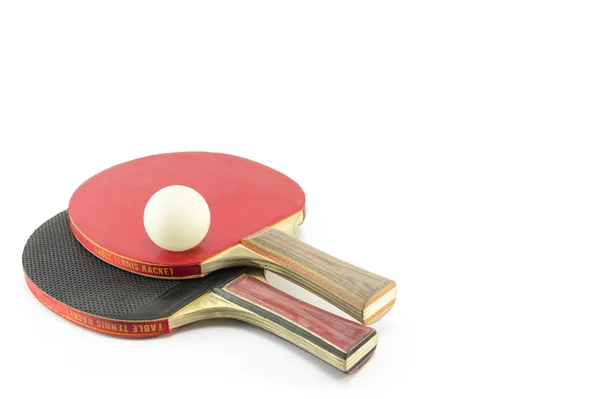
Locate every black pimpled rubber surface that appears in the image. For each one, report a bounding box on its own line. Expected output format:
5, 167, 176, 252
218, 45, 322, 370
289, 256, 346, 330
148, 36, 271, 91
22, 211, 246, 320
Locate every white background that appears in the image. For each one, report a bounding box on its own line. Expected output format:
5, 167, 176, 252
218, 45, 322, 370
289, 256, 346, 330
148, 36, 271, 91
1, 1, 599, 398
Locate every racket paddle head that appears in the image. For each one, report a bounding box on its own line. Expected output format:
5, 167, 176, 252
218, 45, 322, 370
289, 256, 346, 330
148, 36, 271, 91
23, 212, 378, 373
68, 152, 306, 278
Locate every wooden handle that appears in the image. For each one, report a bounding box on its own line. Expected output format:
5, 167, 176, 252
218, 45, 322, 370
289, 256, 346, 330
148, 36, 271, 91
214, 274, 377, 374
241, 228, 397, 324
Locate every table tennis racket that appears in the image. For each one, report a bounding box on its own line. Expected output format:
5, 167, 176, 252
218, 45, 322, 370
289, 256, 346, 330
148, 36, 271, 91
23, 211, 378, 374
68, 152, 396, 324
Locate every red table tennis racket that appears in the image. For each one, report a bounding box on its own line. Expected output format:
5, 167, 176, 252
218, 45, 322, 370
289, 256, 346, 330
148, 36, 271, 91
23, 212, 377, 374
68, 152, 396, 324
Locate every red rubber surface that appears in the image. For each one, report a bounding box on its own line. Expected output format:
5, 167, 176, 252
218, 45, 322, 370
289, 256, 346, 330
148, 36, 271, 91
69, 152, 305, 272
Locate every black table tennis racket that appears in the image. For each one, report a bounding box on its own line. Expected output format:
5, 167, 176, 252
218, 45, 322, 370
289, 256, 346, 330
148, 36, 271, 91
22, 211, 378, 374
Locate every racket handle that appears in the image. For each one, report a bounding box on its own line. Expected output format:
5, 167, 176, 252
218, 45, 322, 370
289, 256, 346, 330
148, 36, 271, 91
241, 228, 396, 324
213, 274, 377, 374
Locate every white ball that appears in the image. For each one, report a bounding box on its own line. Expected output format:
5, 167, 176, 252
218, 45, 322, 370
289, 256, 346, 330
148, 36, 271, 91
143, 185, 211, 252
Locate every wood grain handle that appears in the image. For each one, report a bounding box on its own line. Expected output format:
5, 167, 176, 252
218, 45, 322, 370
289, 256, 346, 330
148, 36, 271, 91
214, 274, 377, 374
241, 228, 397, 324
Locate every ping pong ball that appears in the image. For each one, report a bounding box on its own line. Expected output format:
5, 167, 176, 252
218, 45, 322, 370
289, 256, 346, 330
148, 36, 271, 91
143, 185, 211, 252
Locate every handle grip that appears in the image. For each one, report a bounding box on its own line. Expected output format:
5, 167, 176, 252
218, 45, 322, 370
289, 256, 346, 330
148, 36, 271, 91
241, 228, 396, 324
214, 274, 377, 374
